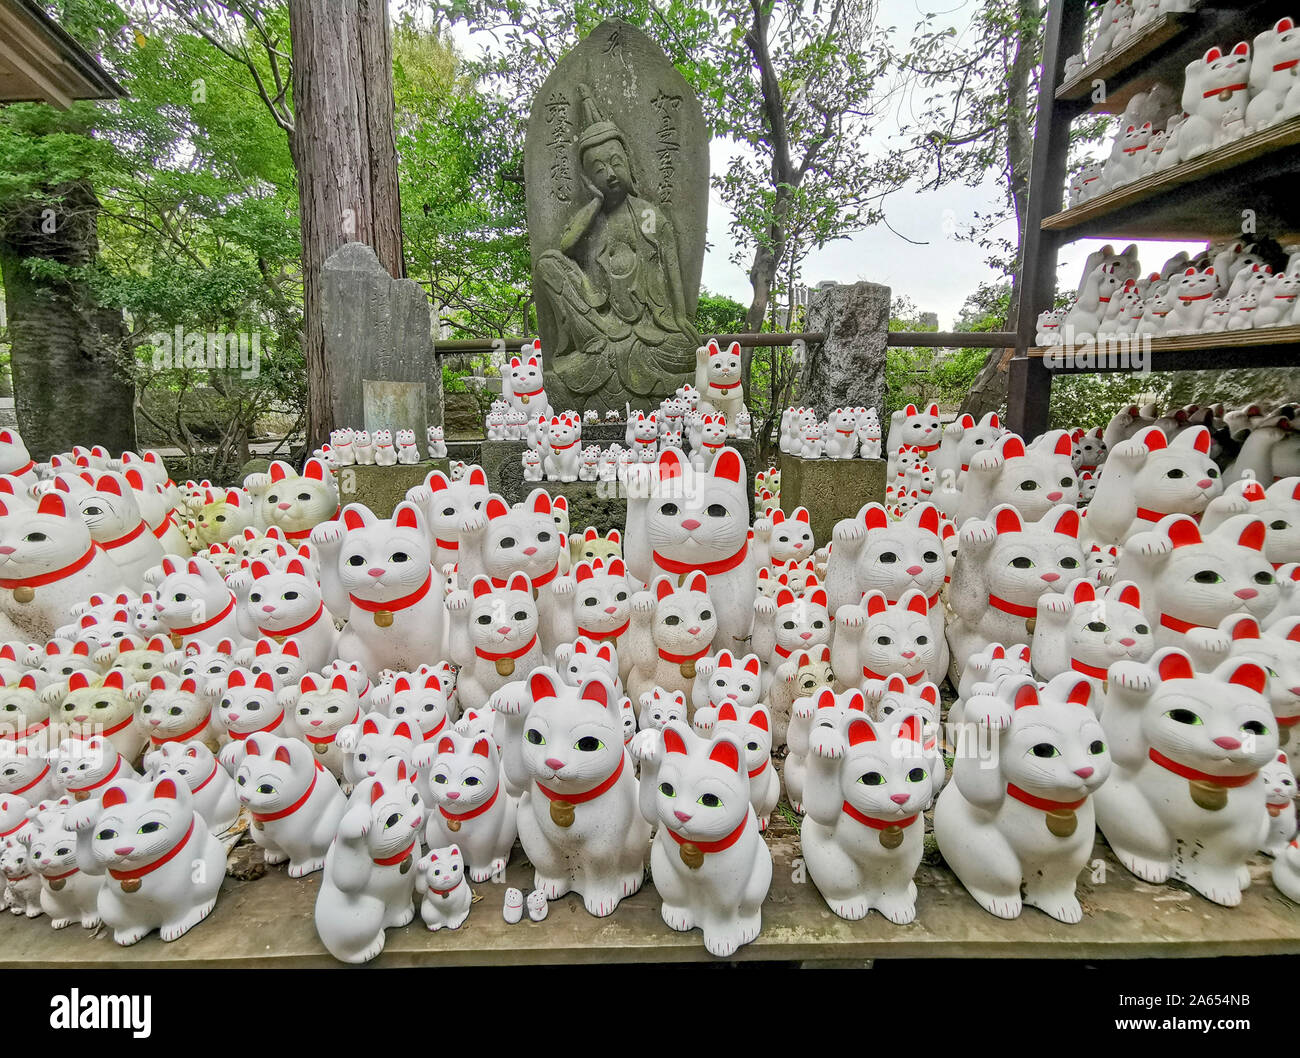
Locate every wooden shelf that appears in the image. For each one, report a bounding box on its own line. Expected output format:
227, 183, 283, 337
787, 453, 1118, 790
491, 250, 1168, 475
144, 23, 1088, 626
1041, 116, 1300, 240
1055, 12, 1194, 108
1025, 325, 1300, 373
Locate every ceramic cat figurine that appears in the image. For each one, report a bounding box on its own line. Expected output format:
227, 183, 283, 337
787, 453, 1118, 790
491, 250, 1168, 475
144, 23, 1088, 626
695, 339, 744, 429
416, 843, 472, 930
52, 734, 140, 805
65, 774, 225, 945
213, 666, 298, 744
447, 572, 545, 708
247, 458, 338, 543
543, 413, 582, 482
415, 730, 516, 882
1031, 578, 1155, 681
570, 527, 622, 566
753, 506, 815, 570
495, 668, 648, 916
935, 674, 1112, 922
713, 703, 778, 831
405, 465, 489, 573
561, 558, 632, 678
955, 431, 1078, 526
0, 429, 35, 482
1, 834, 42, 917
554, 635, 624, 700
946, 505, 1085, 683
0, 737, 57, 802
311, 501, 445, 673
886, 403, 942, 473
690, 650, 763, 724
802, 710, 939, 923
153, 556, 241, 650
21, 801, 101, 928
1083, 425, 1222, 547
143, 740, 238, 834
371, 430, 398, 467
314, 757, 424, 963
623, 447, 755, 653
632, 721, 771, 956
625, 572, 718, 709
1115, 514, 1278, 656
833, 588, 939, 689
64, 472, 163, 591
395, 430, 420, 465
1178, 44, 1251, 161
503, 347, 552, 417
227, 557, 336, 671
1272, 838, 1300, 901
690, 414, 729, 470
1094, 650, 1276, 905
335, 712, 418, 793
1258, 752, 1296, 856
54, 668, 145, 762
426, 425, 447, 460
0, 493, 126, 644
1217, 614, 1300, 774
136, 676, 220, 753
784, 687, 869, 813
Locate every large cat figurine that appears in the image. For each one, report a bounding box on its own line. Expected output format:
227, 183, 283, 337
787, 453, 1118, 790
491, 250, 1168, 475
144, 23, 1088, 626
886, 403, 942, 474
1094, 650, 1276, 905
624, 447, 755, 653
65, 775, 225, 945
1030, 578, 1155, 681
405, 466, 490, 572
695, 339, 744, 429
559, 558, 633, 678
314, 757, 424, 963
1083, 425, 1222, 547
625, 572, 718, 708
802, 711, 940, 923
311, 501, 445, 673
502, 345, 552, 418
246, 458, 338, 542
415, 730, 517, 882
447, 573, 545, 708
934, 674, 1112, 922
954, 431, 1078, 526
632, 721, 771, 957
495, 669, 649, 917
65, 472, 164, 591
0, 493, 124, 643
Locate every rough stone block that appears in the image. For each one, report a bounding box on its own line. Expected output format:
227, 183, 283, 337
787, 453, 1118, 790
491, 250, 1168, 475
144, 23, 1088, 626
337, 459, 449, 518
799, 280, 890, 415
778, 453, 886, 544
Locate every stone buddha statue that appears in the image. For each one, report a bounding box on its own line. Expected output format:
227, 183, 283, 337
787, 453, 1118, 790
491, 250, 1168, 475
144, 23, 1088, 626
536, 85, 701, 412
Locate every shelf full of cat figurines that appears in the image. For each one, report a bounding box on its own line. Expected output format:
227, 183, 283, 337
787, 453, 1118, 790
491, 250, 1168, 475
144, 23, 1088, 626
0, 391, 1294, 964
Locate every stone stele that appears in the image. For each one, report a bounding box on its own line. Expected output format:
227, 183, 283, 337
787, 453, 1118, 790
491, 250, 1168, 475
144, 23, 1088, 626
525, 20, 708, 415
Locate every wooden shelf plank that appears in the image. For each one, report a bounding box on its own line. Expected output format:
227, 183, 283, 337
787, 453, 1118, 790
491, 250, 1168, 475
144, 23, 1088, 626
1055, 12, 1193, 106
1041, 116, 1300, 238
1024, 326, 1300, 373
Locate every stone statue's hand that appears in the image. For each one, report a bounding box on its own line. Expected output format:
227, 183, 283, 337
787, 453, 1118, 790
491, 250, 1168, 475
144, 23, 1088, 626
581, 172, 605, 204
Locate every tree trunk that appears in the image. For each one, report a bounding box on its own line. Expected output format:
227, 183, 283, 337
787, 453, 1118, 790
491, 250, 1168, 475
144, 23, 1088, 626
288, 0, 405, 451
0, 181, 136, 460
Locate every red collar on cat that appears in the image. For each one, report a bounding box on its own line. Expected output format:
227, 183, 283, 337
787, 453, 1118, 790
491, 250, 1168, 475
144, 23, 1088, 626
988, 593, 1036, 619
549, 438, 579, 451
0, 544, 100, 590
151, 517, 173, 540
191, 760, 221, 794
1147, 748, 1257, 787
1006, 783, 1085, 812
709, 379, 741, 391
435, 538, 459, 552
534, 752, 624, 806
12, 764, 50, 796
169, 595, 236, 635
100, 521, 149, 551
259, 601, 325, 640
1276, 59, 1300, 71
64, 754, 126, 795
439, 783, 499, 824
491, 564, 557, 589
7, 460, 33, 477
151, 715, 213, 747
251, 761, 325, 822
304, 708, 361, 746
474, 635, 537, 662
420, 714, 447, 741
1070, 658, 1109, 680
748, 758, 769, 780
664, 813, 749, 855
659, 644, 710, 665
1159, 612, 1208, 634
654, 538, 749, 577
226, 709, 286, 740
841, 802, 919, 831
42, 866, 79, 882
578, 618, 630, 641
0, 818, 28, 839
108, 818, 196, 882
512, 385, 544, 398
373, 837, 417, 867
349, 570, 434, 615
861, 664, 924, 683
1203, 81, 1246, 98
1134, 506, 1167, 522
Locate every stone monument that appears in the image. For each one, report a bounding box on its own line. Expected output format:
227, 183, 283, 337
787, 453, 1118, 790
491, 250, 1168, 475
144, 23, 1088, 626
799, 280, 890, 414
524, 21, 708, 414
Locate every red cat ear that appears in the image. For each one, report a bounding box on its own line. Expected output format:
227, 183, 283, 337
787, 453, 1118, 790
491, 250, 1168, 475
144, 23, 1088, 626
471, 576, 493, 599
711, 449, 742, 484
708, 737, 741, 773
608, 557, 626, 577
920, 684, 939, 707
991, 645, 1006, 659
847, 718, 876, 746
845, 690, 867, 713
250, 559, 272, 580
153, 778, 179, 800
1117, 583, 1141, 610
1066, 679, 1092, 708
485, 497, 510, 521
255, 672, 275, 692
1237, 519, 1266, 552
1228, 615, 1259, 640
1070, 580, 1096, 604
750, 707, 770, 733
531, 491, 552, 516
304, 458, 326, 481
1138, 426, 1166, 451
394, 503, 420, 531
815, 687, 838, 711
392, 722, 415, 742
1053, 433, 1073, 457
227, 669, 246, 688
468, 467, 487, 488
959, 414, 975, 429
580, 678, 608, 709
274, 745, 293, 765
663, 726, 688, 755
528, 670, 557, 703
897, 714, 922, 744
775, 588, 795, 609
362, 717, 380, 736
1052, 507, 1080, 539
1191, 427, 1211, 454
342, 507, 366, 531
1157, 651, 1195, 682
808, 588, 828, 610
717, 702, 738, 723
862, 504, 888, 531
905, 590, 928, 616
903, 404, 918, 416
102, 786, 129, 808
1014, 684, 1039, 709
1228, 661, 1266, 694
103, 670, 126, 691
994, 507, 1024, 535
863, 591, 888, 618
745, 655, 761, 675
36, 492, 66, 519
370, 781, 385, 805
1231, 40, 1249, 56
472, 736, 492, 759
654, 576, 675, 602
596, 644, 613, 662
770, 510, 786, 526
96, 474, 122, 496
508, 572, 531, 595
1000, 435, 1026, 460
436, 735, 456, 756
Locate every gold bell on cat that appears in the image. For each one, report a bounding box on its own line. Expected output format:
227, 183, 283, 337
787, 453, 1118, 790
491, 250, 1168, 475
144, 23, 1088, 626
373, 610, 394, 628
878, 825, 905, 850
549, 799, 575, 828
11, 586, 33, 604
446, 817, 461, 833
678, 841, 705, 869
119, 877, 142, 894
1045, 809, 1077, 838
495, 657, 515, 677
1189, 779, 1228, 812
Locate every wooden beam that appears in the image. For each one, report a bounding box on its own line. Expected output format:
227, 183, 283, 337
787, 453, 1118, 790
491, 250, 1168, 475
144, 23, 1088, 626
0, 32, 73, 109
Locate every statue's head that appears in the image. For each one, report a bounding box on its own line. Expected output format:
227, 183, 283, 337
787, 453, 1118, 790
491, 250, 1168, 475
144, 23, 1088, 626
581, 137, 633, 200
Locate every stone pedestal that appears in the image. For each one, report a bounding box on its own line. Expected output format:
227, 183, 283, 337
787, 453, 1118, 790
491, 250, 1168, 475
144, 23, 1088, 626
778, 453, 886, 544
363, 380, 427, 444
336, 459, 449, 518
799, 280, 890, 415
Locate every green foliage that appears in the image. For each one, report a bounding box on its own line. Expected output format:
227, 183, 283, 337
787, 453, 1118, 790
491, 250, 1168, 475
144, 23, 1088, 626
1049, 373, 1171, 431
695, 288, 748, 337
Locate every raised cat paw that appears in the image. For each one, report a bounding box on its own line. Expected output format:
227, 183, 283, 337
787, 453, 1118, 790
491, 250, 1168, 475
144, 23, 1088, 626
1110, 661, 1153, 695
630, 728, 661, 763
631, 591, 657, 615
445, 590, 470, 614
809, 725, 845, 759
959, 520, 996, 548
310, 522, 346, 548
833, 519, 864, 545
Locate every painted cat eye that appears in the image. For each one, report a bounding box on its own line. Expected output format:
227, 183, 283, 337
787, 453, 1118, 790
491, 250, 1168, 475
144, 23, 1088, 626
859, 772, 885, 786
1164, 708, 1202, 725
1011, 557, 1034, 568
1089, 740, 1105, 755
526, 729, 545, 745
575, 736, 603, 752
907, 768, 927, 783
1193, 571, 1221, 584
1031, 743, 1059, 758
697, 793, 721, 807
1241, 720, 1268, 736
660, 503, 679, 516
137, 821, 163, 834
659, 782, 675, 797
96, 829, 117, 841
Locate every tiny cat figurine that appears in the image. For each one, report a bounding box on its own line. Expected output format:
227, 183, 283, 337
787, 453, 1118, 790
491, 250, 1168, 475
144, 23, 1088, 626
227, 557, 337, 672
1258, 752, 1296, 856
1094, 650, 1276, 906
798, 420, 825, 459
632, 721, 771, 957
766, 644, 835, 748
153, 556, 242, 650
311, 501, 445, 673
426, 425, 447, 460
823, 408, 860, 459
495, 669, 649, 917
955, 431, 1078, 527
785, 687, 869, 814
714, 703, 778, 831
690, 414, 728, 471
542, 413, 583, 482
416, 844, 472, 930
802, 711, 939, 922
935, 674, 1111, 922
570, 527, 623, 565
503, 346, 552, 417
554, 635, 624, 698
1031, 578, 1155, 682
65, 775, 225, 945
404, 465, 489, 572
832, 588, 938, 689
624, 447, 755, 652
314, 757, 424, 964
578, 445, 601, 481
396, 429, 420, 465
625, 572, 718, 709
751, 586, 831, 695
695, 339, 744, 429
639, 686, 688, 732
886, 403, 942, 473
371, 430, 398, 467
416, 731, 516, 882
1, 835, 42, 918
690, 650, 763, 726
21, 801, 101, 929
561, 558, 633, 678
0, 493, 125, 645
447, 572, 545, 707
213, 667, 297, 743
522, 449, 543, 482
626, 410, 660, 460
0, 738, 57, 802
330, 429, 356, 466
144, 740, 239, 834
53, 735, 141, 805
946, 504, 1085, 683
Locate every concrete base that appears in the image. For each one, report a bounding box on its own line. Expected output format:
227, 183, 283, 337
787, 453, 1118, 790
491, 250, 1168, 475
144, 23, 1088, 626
778, 453, 886, 543
337, 459, 449, 518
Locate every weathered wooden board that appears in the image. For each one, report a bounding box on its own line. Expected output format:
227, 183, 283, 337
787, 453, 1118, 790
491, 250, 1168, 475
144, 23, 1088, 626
3, 816, 1298, 967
